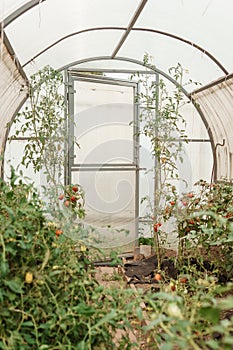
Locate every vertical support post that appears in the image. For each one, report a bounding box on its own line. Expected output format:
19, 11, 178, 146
153, 72, 161, 269
64, 69, 69, 186
153, 72, 160, 221
66, 71, 75, 185
134, 83, 140, 244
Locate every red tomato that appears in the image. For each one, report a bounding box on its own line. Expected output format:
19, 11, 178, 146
72, 186, 78, 192
154, 273, 162, 281
153, 223, 162, 232
170, 201, 175, 206
70, 196, 76, 202
55, 229, 63, 236
58, 194, 64, 200
179, 277, 188, 284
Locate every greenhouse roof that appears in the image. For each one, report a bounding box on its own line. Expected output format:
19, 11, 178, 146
1, 0, 233, 179
1, 0, 233, 80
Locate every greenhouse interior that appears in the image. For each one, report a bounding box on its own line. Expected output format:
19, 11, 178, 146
1, 1, 233, 349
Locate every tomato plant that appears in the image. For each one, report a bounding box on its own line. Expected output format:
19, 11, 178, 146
162, 179, 233, 278
0, 171, 140, 349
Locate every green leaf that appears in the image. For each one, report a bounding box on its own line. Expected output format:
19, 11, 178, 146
205, 340, 220, 350
4, 279, 23, 294
22, 321, 34, 327
223, 336, 233, 345
40, 249, 50, 270
73, 303, 95, 316
23, 333, 36, 344
143, 315, 167, 331
155, 292, 181, 302
77, 341, 88, 350
0, 261, 9, 277
136, 306, 143, 320
160, 344, 174, 350
218, 297, 233, 310
93, 309, 117, 329
199, 306, 220, 324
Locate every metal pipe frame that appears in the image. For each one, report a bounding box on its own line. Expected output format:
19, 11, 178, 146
0, 0, 46, 29
70, 72, 137, 88
0, 0, 45, 82
189, 72, 233, 96
70, 168, 138, 172
62, 56, 216, 179
9, 136, 211, 143
71, 164, 138, 167
1, 32, 28, 81
66, 71, 75, 185
0, 0, 227, 76
111, 0, 148, 58
62, 56, 189, 96
1, 93, 28, 178
71, 68, 156, 74
134, 82, 140, 239
67, 72, 140, 238
21, 27, 228, 76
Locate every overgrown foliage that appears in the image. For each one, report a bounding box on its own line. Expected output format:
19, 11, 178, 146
10, 65, 66, 186
132, 54, 191, 268
0, 171, 138, 349
142, 282, 233, 350
163, 180, 233, 277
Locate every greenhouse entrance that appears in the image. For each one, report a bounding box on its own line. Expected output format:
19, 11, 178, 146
66, 71, 139, 250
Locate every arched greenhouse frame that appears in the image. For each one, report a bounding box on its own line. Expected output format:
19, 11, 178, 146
1, 1, 233, 349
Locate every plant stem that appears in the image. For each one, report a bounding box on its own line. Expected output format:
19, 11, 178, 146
188, 337, 203, 350
12, 308, 39, 347
0, 233, 6, 261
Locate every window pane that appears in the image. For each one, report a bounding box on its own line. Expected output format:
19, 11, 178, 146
73, 80, 135, 164
71, 170, 137, 250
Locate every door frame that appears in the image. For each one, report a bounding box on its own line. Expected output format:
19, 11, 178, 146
64, 70, 140, 241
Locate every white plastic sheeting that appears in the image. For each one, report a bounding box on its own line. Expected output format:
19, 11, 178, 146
0, 1, 233, 170
191, 75, 233, 180
2, 0, 232, 80
0, 37, 27, 166
0, 1, 232, 199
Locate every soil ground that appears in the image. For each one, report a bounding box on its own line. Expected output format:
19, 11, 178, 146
94, 247, 233, 349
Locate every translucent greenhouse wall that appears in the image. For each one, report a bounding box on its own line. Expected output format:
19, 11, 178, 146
0, 38, 27, 172
191, 75, 233, 180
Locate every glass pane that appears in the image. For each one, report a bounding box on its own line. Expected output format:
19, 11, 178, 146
71, 170, 137, 249
73, 80, 135, 164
